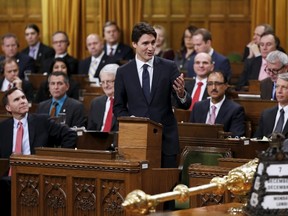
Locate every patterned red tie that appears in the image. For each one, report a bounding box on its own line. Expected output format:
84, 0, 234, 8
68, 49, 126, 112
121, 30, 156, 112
9, 121, 23, 176
189, 82, 203, 110
8, 83, 12, 90
102, 97, 114, 132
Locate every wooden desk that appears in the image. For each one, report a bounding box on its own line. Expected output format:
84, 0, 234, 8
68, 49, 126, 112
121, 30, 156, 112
10, 149, 179, 216
149, 203, 245, 216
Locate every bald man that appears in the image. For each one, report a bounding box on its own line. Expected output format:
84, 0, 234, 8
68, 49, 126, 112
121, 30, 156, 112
78, 33, 116, 82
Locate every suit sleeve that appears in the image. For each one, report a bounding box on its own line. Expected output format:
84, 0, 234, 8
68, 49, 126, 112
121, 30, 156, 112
228, 106, 246, 137
114, 68, 130, 117
47, 118, 77, 148
253, 112, 264, 138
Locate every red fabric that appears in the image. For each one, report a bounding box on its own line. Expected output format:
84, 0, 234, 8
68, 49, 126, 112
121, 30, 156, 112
9, 121, 23, 176
102, 97, 114, 132
189, 82, 203, 110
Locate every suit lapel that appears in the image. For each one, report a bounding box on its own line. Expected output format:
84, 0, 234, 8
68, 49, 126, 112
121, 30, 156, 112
27, 114, 36, 150
215, 99, 228, 123
150, 57, 161, 104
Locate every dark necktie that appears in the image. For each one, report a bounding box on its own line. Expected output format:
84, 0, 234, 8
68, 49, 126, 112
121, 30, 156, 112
274, 109, 285, 133
102, 97, 114, 132
190, 82, 203, 110
50, 101, 59, 117
109, 48, 114, 56
142, 64, 150, 103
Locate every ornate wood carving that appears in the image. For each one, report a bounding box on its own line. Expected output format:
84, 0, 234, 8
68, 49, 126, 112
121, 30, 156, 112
101, 180, 125, 216
18, 174, 39, 207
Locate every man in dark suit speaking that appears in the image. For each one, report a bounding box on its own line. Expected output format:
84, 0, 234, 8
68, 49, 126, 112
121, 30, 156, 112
190, 71, 246, 137
114, 22, 191, 168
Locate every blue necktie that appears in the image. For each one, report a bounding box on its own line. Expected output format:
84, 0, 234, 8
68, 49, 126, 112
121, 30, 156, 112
142, 64, 150, 102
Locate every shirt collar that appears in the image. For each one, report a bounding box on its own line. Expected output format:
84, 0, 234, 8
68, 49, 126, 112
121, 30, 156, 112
92, 51, 105, 61
13, 113, 28, 127
30, 42, 40, 50
55, 53, 67, 58
135, 55, 154, 71
209, 95, 226, 110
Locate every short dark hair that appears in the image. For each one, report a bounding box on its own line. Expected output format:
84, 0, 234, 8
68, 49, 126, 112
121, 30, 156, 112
52, 31, 70, 45
180, 25, 198, 52
49, 57, 71, 76
25, 24, 40, 34
207, 70, 228, 84
48, 71, 69, 84
103, 21, 120, 34
1, 33, 19, 47
2, 87, 24, 107
260, 32, 280, 49
1, 57, 18, 73
131, 22, 157, 43
193, 28, 212, 42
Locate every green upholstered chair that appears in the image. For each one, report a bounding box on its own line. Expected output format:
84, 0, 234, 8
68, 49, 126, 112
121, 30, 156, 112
175, 146, 232, 209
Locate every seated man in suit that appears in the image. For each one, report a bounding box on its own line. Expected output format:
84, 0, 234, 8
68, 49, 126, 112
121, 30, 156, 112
0, 58, 34, 101
187, 28, 232, 80
185, 52, 214, 110
190, 70, 246, 137
254, 73, 288, 138
87, 63, 119, 131
41, 31, 78, 74
103, 21, 134, 64
260, 50, 288, 100
37, 72, 86, 127
78, 33, 115, 83
0, 87, 77, 216
237, 32, 279, 89
21, 24, 55, 73
0, 33, 35, 79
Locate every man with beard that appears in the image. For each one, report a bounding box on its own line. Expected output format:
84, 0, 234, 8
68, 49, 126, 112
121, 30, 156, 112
189, 70, 246, 137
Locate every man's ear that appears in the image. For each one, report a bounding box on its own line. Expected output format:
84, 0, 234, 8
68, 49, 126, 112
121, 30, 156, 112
5, 104, 11, 112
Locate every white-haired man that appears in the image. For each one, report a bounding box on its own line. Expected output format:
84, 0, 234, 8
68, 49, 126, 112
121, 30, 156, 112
87, 63, 119, 131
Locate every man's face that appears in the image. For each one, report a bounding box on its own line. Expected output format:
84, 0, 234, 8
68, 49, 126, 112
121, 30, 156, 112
25, 28, 40, 46
52, 61, 68, 74
266, 59, 287, 82
193, 53, 214, 78
192, 34, 211, 53
86, 35, 104, 57
104, 25, 119, 45
6, 89, 29, 117
4, 61, 19, 82
100, 73, 115, 97
132, 34, 156, 62
52, 33, 69, 55
276, 78, 288, 106
207, 72, 227, 103
252, 26, 265, 44
259, 35, 277, 59
48, 75, 69, 100
1, 37, 18, 58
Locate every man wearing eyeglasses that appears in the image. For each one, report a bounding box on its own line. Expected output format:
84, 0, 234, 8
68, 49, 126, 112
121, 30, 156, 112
190, 70, 246, 137
87, 64, 119, 131
260, 51, 288, 100
41, 31, 78, 74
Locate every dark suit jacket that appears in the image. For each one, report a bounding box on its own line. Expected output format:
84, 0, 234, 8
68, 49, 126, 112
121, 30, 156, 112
0, 77, 34, 102
104, 43, 134, 64
34, 78, 80, 103
237, 56, 262, 88
0, 113, 77, 159
87, 95, 117, 131
187, 51, 232, 80
114, 57, 191, 156
21, 42, 55, 73
260, 77, 274, 100
78, 54, 115, 78
189, 98, 246, 137
0, 53, 36, 80
41, 54, 78, 74
37, 97, 86, 127
254, 106, 288, 138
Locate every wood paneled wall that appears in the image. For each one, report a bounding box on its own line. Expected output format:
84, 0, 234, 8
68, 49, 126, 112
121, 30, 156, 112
143, 0, 251, 57
0, 0, 251, 59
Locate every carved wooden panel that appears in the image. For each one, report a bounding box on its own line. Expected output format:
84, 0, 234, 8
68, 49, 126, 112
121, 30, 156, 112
101, 179, 125, 216
44, 176, 67, 216
73, 178, 97, 216
17, 174, 40, 216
